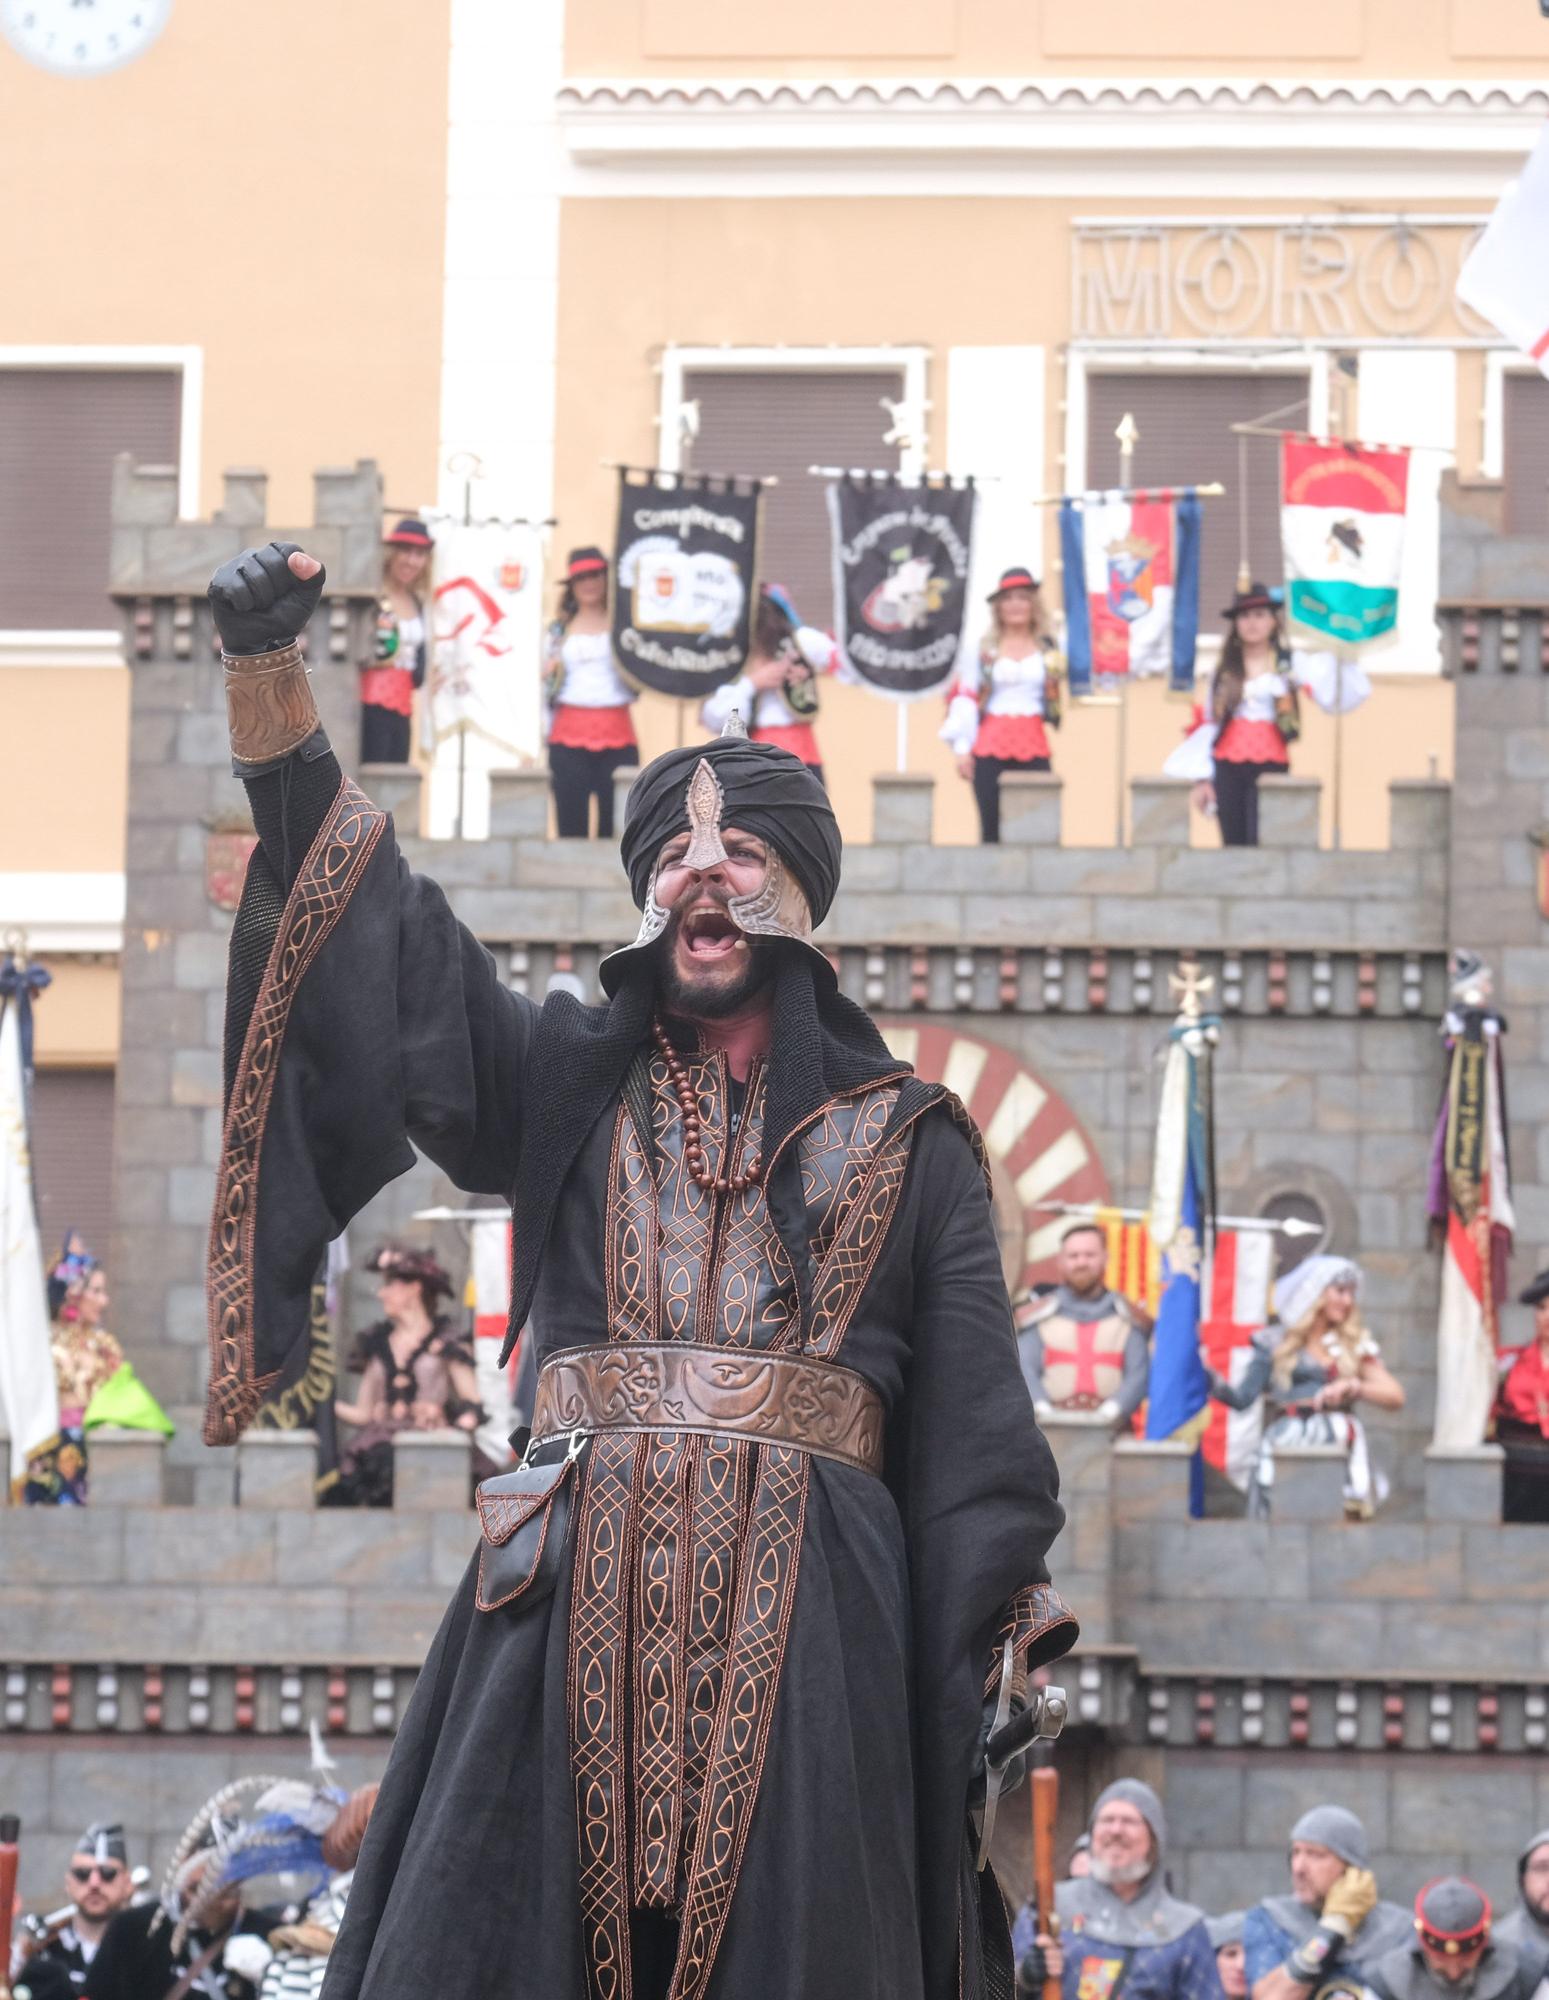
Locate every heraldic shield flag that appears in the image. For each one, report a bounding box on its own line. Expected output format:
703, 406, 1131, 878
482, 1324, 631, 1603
612, 468, 762, 698
1281, 438, 1409, 651
1059, 489, 1201, 694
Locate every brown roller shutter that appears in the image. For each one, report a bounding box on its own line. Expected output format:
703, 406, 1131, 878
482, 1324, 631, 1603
1504, 372, 1549, 536
683, 368, 905, 627
30, 1069, 116, 1264
1085, 370, 1308, 619
0, 369, 181, 628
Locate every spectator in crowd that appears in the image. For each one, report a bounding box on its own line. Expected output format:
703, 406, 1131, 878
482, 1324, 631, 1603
1494, 1272, 1549, 1523
1366, 1878, 1548, 2000
24, 1244, 124, 1505
1202, 1256, 1404, 1519
1016, 1221, 1153, 1430
1068, 1833, 1093, 1881
1496, 1831, 1549, 1956
360, 518, 433, 767
942, 566, 1064, 844
1015, 1780, 1221, 2000
700, 584, 834, 781
542, 546, 638, 838
327, 1246, 485, 1507
1245, 1804, 1410, 2000
10, 1826, 135, 1998
1210, 1914, 1248, 2000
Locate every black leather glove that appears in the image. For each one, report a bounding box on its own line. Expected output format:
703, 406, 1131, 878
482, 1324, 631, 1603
209, 541, 326, 655
1016, 1947, 1048, 1996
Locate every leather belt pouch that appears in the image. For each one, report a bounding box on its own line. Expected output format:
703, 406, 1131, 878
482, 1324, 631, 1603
474, 1444, 584, 1613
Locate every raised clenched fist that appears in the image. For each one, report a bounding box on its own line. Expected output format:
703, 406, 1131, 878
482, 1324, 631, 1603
208, 541, 326, 656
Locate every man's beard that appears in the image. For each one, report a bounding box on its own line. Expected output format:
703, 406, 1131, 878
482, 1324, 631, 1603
1089, 1854, 1152, 1889
657, 914, 776, 1020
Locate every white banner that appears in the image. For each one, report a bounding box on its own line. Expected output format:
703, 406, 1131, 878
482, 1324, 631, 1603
425, 521, 545, 839
1457, 120, 1549, 375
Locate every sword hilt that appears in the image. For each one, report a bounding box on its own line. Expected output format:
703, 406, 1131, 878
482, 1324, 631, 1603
987, 1683, 1069, 1770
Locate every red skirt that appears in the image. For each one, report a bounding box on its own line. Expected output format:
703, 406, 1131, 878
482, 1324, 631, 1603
548, 704, 637, 752
974, 713, 1050, 762
1214, 718, 1287, 766
753, 721, 820, 767
360, 666, 416, 717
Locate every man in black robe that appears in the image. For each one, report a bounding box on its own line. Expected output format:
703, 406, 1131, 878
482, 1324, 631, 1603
203, 542, 1076, 2000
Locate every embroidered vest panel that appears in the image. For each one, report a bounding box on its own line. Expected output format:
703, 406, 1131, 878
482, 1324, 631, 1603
571, 1054, 909, 2000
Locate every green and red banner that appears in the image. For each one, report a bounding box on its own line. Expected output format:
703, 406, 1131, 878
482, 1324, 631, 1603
1281, 438, 1409, 651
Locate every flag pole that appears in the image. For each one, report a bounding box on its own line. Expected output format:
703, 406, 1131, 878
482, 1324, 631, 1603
1033, 1199, 1319, 1239
1114, 413, 1137, 846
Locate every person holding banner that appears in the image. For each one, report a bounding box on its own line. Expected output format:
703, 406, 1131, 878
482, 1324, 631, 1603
541, 545, 639, 838
360, 518, 433, 768
1169, 585, 1373, 847
941, 566, 1064, 844
699, 583, 834, 779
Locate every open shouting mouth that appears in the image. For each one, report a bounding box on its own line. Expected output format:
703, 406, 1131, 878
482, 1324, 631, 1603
680, 906, 744, 961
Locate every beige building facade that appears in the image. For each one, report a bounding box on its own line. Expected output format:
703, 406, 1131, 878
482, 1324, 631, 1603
0, 0, 1543, 1237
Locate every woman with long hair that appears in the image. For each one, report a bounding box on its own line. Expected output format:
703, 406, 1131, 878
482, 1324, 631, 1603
542, 546, 639, 837
1203, 1254, 1404, 1519
1201, 583, 1297, 847
328, 1245, 485, 1508
941, 565, 1064, 843
360, 518, 434, 766
699, 583, 833, 780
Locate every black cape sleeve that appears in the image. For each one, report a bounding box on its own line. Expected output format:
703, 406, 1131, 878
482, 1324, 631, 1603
896, 1112, 1076, 2000
206, 749, 535, 1442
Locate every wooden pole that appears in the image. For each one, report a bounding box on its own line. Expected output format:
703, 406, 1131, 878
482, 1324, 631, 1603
1031, 1770, 1060, 2000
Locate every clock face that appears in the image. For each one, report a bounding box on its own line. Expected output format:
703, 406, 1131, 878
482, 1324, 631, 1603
1, 0, 170, 75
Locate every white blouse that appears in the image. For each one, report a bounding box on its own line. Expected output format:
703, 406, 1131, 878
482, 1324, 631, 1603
550, 630, 637, 709
940, 650, 1048, 756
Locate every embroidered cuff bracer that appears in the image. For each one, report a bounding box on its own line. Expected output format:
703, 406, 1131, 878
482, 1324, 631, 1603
224, 642, 320, 766
983, 1581, 1079, 1701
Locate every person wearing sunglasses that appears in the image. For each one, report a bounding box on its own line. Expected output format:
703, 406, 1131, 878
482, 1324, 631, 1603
13, 1825, 134, 1996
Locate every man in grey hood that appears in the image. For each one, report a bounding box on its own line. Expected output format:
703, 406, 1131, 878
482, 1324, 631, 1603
1496, 1831, 1549, 1956
1244, 1806, 1411, 2000
1366, 1877, 1548, 2000
1015, 1779, 1223, 2000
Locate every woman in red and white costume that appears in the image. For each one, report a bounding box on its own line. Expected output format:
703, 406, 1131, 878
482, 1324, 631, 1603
941, 565, 1062, 844
542, 546, 639, 838
699, 584, 835, 781
1171, 583, 1369, 848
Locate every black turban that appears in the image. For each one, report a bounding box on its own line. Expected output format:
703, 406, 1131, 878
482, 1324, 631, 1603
620, 736, 842, 922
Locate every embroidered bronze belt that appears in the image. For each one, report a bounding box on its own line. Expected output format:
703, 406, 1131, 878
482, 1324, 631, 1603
531, 1342, 885, 1476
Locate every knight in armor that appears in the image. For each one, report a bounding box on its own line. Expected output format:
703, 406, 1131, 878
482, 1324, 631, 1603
1015, 1222, 1152, 1428
202, 541, 1074, 2000
1495, 1831, 1549, 1957
1243, 1806, 1411, 2000
1014, 1780, 1222, 2000
1367, 1879, 1548, 2000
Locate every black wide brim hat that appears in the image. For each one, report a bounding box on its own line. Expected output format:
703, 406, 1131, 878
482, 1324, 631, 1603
989, 566, 1040, 601
565, 546, 609, 580
385, 517, 434, 549
1520, 1269, 1549, 1307
367, 1243, 454, 1299
1223, 582, 1279, 617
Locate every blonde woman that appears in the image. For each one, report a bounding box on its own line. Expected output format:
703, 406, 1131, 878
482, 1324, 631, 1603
1203, 1255, 1403, 1519
940, 565, 1064, 843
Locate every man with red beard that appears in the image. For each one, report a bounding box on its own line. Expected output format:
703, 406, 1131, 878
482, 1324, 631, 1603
202, 543, 1074, 2000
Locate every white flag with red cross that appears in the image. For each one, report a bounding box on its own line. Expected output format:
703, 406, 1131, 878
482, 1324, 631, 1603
1199, 1227, 1275, 1492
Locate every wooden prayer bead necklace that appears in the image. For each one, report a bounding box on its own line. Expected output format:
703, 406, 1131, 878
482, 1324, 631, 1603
651, 1018, 764, 1194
